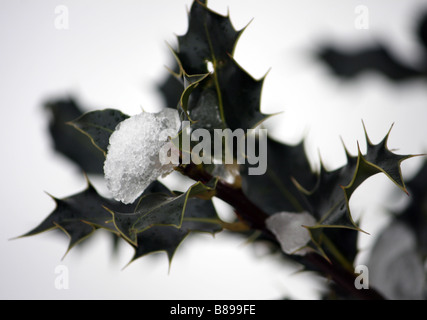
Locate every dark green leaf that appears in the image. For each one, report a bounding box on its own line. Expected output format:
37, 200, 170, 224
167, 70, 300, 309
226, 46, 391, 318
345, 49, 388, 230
112, 192, 188, 245
45, 98, 105, 174
241, 136, 317, 215
131, 226, 189, 264
20, 179, 169, 254
362, 123, 413, 192
109, 181, 221, 246
129, 197, 222, 264
181, 197, 223, 234
182, 74, 224, 130
157, 61, 184, 109
319, 227, 359, 267
174, 1, 269, 131
302, 153, 376, 230
20, 180, 119, 253
297, 124, 415, 254
68, 108, 130, 156
317, 45, 424, 82
176, 0, 243, 75
316, 11, 427, 82
216, 55, 269, 131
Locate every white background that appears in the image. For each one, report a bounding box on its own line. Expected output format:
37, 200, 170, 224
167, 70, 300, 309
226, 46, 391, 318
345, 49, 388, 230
1, 0, 427, 299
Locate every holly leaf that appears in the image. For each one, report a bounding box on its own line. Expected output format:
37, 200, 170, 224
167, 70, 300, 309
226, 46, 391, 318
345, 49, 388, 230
68, 109, 130, 156
216, 55, 270, 131
296, 124, 415, 254
45, 98, 106, 174
19, 178, 126, 254
241, 136, 317, 215
109, 181, 221, 246
316, 10, 427, 82
111, 192, 189, 245
324, 227, 359, 266
129, 196, 222, 264
130, 226, 189, 264
181, 73, 224, 131
175, 0, 269, 131
317, 45, 424, 82
19, 178, 171, 253
181, 197, 223, 233
157, 61, 184, 109
175, 0, 243, 75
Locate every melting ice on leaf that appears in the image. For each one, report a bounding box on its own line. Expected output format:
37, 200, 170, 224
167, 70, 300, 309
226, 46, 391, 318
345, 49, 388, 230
266, 211, 316, 255
103, 108, 181, 204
